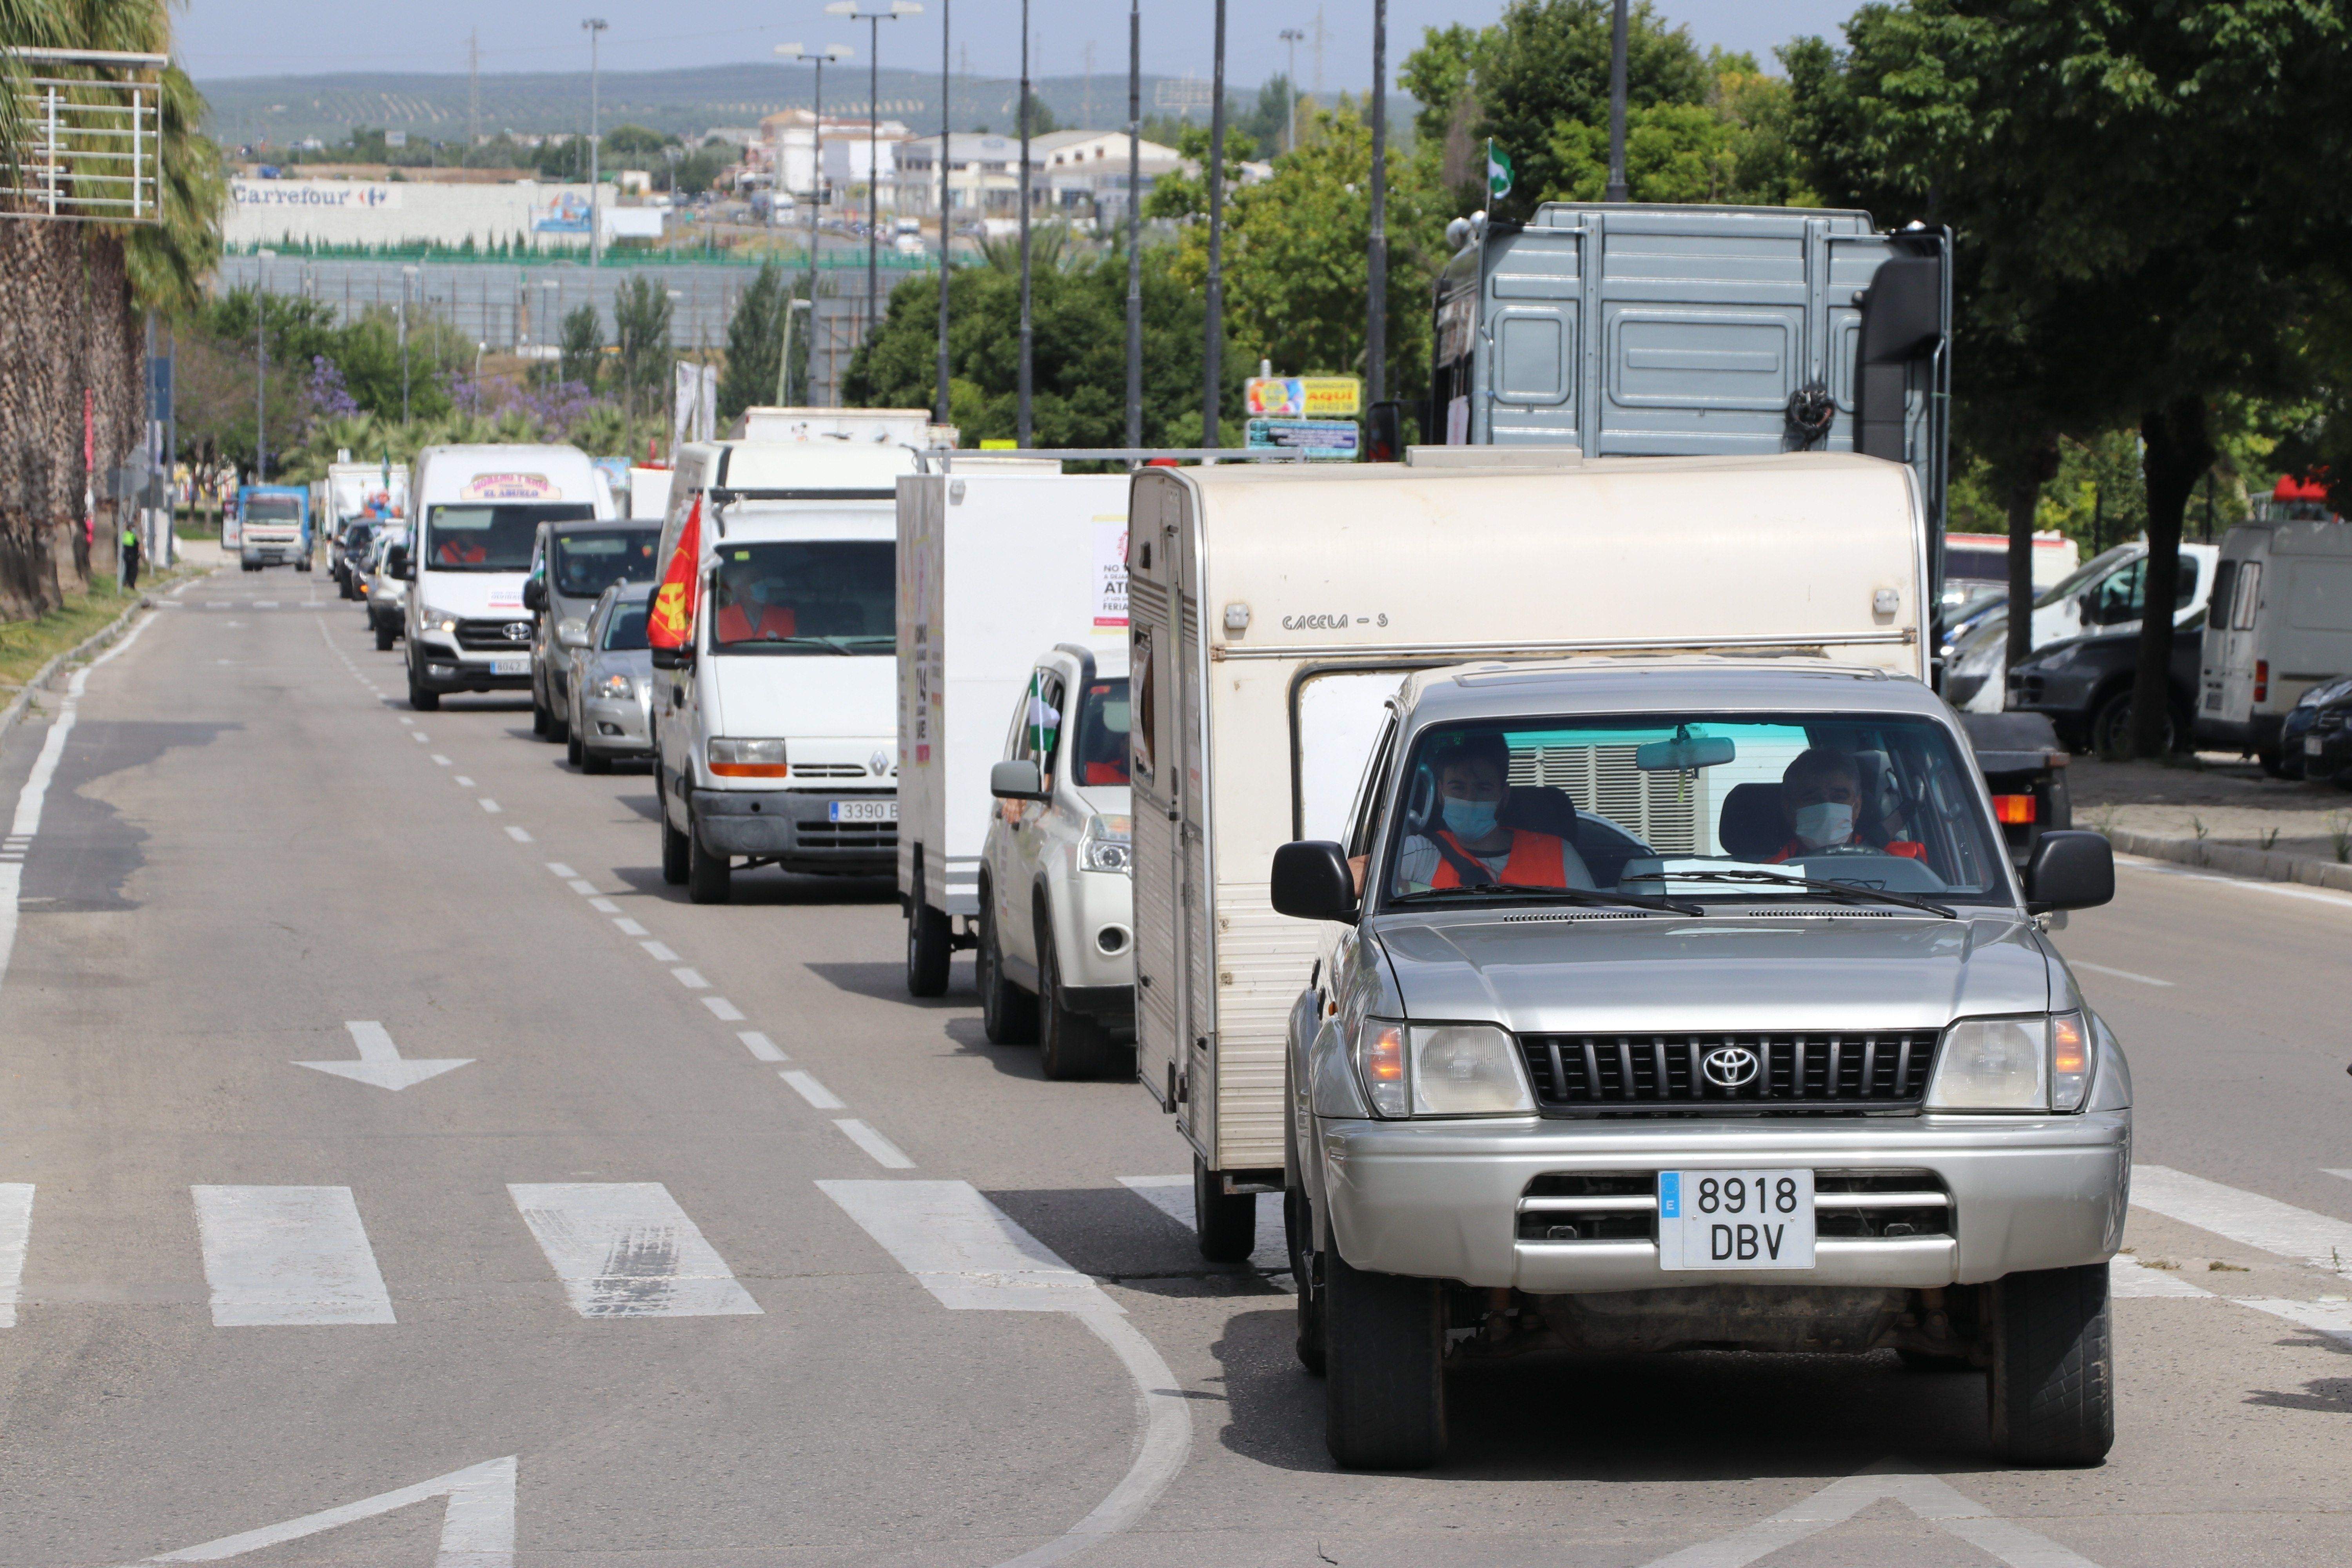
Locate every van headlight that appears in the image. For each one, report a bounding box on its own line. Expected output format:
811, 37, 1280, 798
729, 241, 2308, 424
1080, 813, 1132, 873
707, 737, 788, 777
1354, 1018, 1534, 1118
1927, 1011, 2091, 1112
420, 606, 461, 635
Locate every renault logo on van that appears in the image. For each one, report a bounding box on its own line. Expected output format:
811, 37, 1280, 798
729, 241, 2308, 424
1701, 1046, 1761, 1088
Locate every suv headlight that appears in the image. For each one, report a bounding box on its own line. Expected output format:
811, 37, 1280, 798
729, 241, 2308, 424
1354, 1018, 1534, 1118
1927, 1011, 2091, 1111
707, 737, 788, 778
1080, 813, 1132, 873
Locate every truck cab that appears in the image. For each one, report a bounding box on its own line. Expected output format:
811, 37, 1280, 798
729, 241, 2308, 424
235, 485, 311, 572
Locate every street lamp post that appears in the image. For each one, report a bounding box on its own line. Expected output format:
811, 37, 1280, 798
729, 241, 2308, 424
1367, 0, 1387, 408
1606, 0, 1629, 203
777, 41, 855, 403
583, 18, 607, 267
778, 295, 813, 405
254, 290, 267, 482
1017, 0, 1032, 445
1203, 0, 1228, 453
935, 0, 951, 427
826, 2, 922, 358
400, 264, 419, 422
1124, 0, 1141, 449
1279, 27, 1304, 153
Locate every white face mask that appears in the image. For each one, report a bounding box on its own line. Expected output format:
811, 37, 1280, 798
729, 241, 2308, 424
1791, 801, 1854, 850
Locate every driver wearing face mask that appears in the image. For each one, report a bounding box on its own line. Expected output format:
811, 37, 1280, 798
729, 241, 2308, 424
1395, 732, 1596, 893
1765, 748, 1923, 864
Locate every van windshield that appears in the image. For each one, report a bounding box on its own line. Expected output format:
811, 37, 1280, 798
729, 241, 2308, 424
425, 504, 592, 572
1380, 713, 2011, 910
553, 529, 659, 597
708, 540, 893, 653
243, 495, 301, 523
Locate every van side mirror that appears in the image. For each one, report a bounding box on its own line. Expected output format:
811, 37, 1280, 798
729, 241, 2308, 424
387, 548, 412, 580
990, 759, 1049, 802
2025, 830, 2114, 913
523, 578, 547, 612
1272, 840, 1358, 924
649, 644, 689, 671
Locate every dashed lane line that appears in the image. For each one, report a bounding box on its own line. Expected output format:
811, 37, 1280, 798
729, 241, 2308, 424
780, 1070, 845, 1111
834, 1119, 915, 1170
639, 940, 680, 962
738, 1031, 788, 1062
613, 917, 648, 936
701, 997, 745, 1022
0, 1185, 32, 1327
504, 826, 532, 843
670, 967, 708, 989
2068, 961, 2173, 988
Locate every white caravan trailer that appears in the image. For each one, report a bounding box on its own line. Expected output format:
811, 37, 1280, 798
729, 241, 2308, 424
2198, 515, 2352, 768
1126, 450, 1929, 1234
894, 465, 1129, 985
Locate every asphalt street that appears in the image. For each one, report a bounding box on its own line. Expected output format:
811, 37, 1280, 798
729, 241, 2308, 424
2, 570, 2349, 1566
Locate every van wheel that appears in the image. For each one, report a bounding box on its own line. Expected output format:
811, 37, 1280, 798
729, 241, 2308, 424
687, 820, 731, 904
1323, 1247, 1447, 1470
906, 879, 951, 997
406, 664, 439, 711
1988, 1264, 2114, 1466
1289, 1186, 1326, 1374
1038, 920, 1111, 1080
661, 809, 690, 887
1193, 1154, 1257, 1263
976, 890, 1037, 1044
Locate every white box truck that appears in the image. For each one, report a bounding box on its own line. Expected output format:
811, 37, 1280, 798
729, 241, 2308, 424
893, 466, 1127, 991
1128, 450, 1928, 1254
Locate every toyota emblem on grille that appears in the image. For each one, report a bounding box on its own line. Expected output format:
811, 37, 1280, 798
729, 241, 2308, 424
503, 622, 531, 641
1701, 1046, 1760, 1088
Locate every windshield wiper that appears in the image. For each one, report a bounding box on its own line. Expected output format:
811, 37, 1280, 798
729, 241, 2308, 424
1388, 882, 1704, 917
719, 635, 859, 655
1644, 868, 1958, 919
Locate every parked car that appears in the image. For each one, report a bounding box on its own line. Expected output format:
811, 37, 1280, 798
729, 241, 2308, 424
2277, 676, 2352, 780
524, 518, 659, 743
366, 527, 411, 651
2005, 612, 2206, 755
2291, 680, 2352, 784
1948, 541, 2218, 713
564, 582, 655, 774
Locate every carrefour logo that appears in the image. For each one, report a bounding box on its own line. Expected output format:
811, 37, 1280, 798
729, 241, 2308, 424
232, 182, 401, 209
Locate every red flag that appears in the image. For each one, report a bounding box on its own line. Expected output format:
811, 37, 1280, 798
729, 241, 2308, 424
648, 495, 701, 651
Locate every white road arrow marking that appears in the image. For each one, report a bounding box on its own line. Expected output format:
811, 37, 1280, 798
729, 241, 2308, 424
134, 1454, 515, 1565
295, 1021, 472, 1091
1637, 1460, 2102, 1568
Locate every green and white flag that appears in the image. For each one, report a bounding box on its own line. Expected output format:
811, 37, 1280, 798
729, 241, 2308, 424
1486, 139, 1514, 200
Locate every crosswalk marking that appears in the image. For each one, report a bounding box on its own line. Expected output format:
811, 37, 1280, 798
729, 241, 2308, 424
507, 1183, 762, 1319
0, 1185, 32, 1327
192, 1186, 396, 1327
818, 1180, 1115, 1312
2110, 1254, 2210, 1298
2132, 1164, 2352, 1276
1119, 1175, 1290, 1274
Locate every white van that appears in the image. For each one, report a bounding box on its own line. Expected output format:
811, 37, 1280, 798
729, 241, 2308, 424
1947, 540, 2218, 713
2198, 515, 2352, 769
651, 441, 920, 902
400, 445, 615, 711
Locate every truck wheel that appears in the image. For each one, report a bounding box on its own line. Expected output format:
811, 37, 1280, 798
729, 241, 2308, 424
1038, 924, 1111, 1080
976, 891, 1037, 1044
661, 808, 690, 887
1193, 1154, 1257, 1263
1289, 1186, 1326, 1374
1988, 1263, 2114, 1466
905, 883, 951, 997
374, 624, 394, 652
1323, 1247, 1446, 1470
687, 819, 732, 904
406, 664, 438, 712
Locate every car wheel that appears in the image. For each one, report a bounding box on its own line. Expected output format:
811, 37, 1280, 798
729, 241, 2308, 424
566, 727, 584, 769
548, 693, 570, 744
406, 662, 439, 712
1987, 1263, 2114, 1466
582, 748, 613, 775
2091, 691, 2179, 759
687, 816, 731, 904
374, 623, 394, 652
2258, 746, 2287, 778
1037, 914, 1114, 1080
532, 693, 551, 737
976, 887, 1036, 1045
905, 871, 951, 998
1193, 1153, 1257, 1264
1323, 1246, 1447, 1470
1289, 1185, 1326, 1375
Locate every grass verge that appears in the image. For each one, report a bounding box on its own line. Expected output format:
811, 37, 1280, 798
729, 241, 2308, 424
0, 568, 191, 699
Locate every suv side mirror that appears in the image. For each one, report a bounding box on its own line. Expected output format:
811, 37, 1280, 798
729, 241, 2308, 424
1271, 840, 1358, 924
2025, 830, 2114, 913
990, 759, 1049, 801
522, 578, 547, 612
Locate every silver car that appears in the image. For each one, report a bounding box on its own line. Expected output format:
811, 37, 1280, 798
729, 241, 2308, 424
1272, 661, 2125, 1470
563, 582, 654, 774
364, 526, 411, 651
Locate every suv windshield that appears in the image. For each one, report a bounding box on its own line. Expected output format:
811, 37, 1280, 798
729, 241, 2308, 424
553, 529, 658, 597
243, 495, 301, 523
1379, 713, 2010, 910
708, 540, 893, 653
603, 602, 651, 651
425, 503, 592, 572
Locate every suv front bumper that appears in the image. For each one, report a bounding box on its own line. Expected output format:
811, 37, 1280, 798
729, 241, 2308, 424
1318, 1111, 2128, 1292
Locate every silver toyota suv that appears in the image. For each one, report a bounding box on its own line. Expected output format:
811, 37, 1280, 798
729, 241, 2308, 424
1272, 660, 2125, 1471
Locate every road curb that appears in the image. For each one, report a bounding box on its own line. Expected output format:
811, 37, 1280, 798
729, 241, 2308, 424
2100, 826, 2352, 895
0, 578, 191, 744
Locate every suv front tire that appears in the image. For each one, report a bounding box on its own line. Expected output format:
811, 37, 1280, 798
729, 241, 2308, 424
1988, 1263, 2114, 1466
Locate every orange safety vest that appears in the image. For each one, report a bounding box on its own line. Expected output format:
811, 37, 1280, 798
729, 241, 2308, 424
1428, 828, 1570, 889
1765, 835, 1926, 865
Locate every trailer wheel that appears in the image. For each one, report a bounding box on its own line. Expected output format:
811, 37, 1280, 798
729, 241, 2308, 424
1323, 1247, 1446, 1470
905, 862, 951, 997
1038, 920, 1112, 1080
1988, 1263, 2114, 1466
1193, 1154, 1257, 1263
976, 886, 1037, 1044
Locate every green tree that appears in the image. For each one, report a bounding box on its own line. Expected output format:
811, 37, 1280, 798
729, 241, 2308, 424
717, 262, 789, 422
611, 277, 673, 417
559, 303, 604, 392
601, 123, 673, 167
1143, 124, 1257, 221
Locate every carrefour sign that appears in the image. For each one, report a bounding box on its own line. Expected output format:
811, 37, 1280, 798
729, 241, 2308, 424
231, 180, 404, 209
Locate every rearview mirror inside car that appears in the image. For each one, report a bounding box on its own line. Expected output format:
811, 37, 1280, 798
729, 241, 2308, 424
2025, 829, 2114, 913
1635, 732, 1735, 771
1271, 840, 1359, 925
990, 759, 1049, 802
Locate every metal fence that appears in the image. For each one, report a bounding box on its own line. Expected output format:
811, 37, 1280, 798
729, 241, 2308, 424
0, 49, 166, 223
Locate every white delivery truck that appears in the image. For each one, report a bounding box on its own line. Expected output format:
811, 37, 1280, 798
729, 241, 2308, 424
1129, 450, 1929, 1256
650, 442, 921, 903
893, 465, 1127, 991
397, 445, 614, 711
722, 405, 950, 447
2197, 495, 2352, 771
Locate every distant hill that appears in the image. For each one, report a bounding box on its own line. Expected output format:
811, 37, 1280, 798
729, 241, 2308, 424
194, 63, 1389, 148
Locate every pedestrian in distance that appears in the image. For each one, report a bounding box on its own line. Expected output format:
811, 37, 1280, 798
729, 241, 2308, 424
120, 518, 140, 591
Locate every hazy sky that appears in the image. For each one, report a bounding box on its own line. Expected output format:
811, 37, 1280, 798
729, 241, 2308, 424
180, 2, 1860, 85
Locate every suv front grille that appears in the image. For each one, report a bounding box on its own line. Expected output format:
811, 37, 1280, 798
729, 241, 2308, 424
1519, 1031, 1941, 1116
456, 618, 532, 652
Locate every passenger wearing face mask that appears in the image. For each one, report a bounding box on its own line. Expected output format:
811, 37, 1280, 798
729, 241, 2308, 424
1394, 731, 1596, 893
1764, 748, 1923, 864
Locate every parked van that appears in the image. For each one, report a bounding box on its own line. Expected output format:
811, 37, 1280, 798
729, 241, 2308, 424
650, 441, 920, 902
2198, 499, 2352, 771
397, 445, 614, 711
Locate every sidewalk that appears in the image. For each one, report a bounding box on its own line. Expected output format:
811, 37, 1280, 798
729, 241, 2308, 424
2072, 754, 2352, 893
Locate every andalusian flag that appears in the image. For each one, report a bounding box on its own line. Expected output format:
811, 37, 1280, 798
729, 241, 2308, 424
647, 495, 701, 651
1486, 139, 1514, 200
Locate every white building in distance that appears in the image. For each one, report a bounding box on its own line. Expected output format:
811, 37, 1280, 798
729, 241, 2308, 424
893, 129, 1187, 227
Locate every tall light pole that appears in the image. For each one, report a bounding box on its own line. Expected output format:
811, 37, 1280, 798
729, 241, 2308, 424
1279, 27, 1304, 153
400, 264, 418, 422
1203, 0, 1228, 452
1016, 0, 1032, 445
1606, 0, 1629, 202
254, 287, 267, 481
826, 1, 922, 357
1367, 0, 1387, 407
777, 41, 854, 401
1124, 0, 1141, 449
935, 0, 952, 427
583, 19, 607, 267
